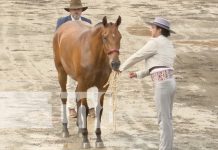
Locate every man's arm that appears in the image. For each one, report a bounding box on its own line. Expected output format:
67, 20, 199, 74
56, 17, 63, 30
81, 17, 92, 24
87, 18, 92, 24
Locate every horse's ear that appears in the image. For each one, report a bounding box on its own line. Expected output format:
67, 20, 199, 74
116, 16, 121, 27
102, 16, 107, 27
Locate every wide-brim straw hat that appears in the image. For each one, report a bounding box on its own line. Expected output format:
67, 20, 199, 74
146, 17, 176, 34
64, 0, 88, 12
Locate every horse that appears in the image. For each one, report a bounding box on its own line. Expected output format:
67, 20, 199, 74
53, 16, 122, 148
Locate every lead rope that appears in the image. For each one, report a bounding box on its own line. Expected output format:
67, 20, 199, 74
103, 71, 119, 133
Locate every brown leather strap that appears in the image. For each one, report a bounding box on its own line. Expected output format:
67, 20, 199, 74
107, 49, 120, 55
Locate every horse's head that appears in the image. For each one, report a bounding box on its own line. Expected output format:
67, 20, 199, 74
101, 16, 122, 71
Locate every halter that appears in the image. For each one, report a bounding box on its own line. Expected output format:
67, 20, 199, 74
102, 37, 120, 55
107, 49, 120, 55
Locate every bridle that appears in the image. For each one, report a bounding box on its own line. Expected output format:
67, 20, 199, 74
107, 49, 120, 55
102, 32, 120, 55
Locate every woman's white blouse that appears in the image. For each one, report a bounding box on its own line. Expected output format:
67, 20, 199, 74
119, 35, 176, 79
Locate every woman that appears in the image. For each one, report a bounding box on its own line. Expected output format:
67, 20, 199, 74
120, 17, 176, 150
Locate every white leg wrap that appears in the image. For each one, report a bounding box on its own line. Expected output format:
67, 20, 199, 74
62, 104, 68, 124
95, 104, 103, 129
78, 105, 87, 128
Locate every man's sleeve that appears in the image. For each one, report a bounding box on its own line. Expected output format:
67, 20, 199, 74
87, 18, 92, 24
86, 18, 92, 24
81, 17, 92, 24
56, 18, 63, 30
119, 40, 157, 72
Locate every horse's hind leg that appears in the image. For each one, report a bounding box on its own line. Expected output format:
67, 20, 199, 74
76, 83, 90, 148
58, 68, 69, 137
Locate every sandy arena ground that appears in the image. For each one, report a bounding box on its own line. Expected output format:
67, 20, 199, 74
0, 0, 218, 150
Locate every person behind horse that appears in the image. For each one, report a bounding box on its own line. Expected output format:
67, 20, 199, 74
120, 17, 176, 150
56, 0, 91, 29
56, 0, 96, 118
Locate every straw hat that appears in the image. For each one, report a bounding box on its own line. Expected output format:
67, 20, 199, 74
64, 0, 88, 12
146, 17, 176, 34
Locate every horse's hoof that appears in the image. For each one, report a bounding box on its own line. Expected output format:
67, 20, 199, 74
82, 142, 91, 149
95, 141, 104, 148
62, 131, 70, 138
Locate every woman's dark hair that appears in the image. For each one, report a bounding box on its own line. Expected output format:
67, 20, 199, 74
156, 26, 170, 37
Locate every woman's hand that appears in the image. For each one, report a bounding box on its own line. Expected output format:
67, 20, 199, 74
129, 72, 137, 78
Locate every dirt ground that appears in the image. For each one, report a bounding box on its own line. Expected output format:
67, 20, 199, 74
0, 0, 218, 150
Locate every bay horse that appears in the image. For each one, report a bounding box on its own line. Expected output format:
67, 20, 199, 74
53, 16, 121, 148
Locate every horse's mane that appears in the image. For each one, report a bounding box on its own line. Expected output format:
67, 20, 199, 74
94, 22, 113, 27
95, 22, 103, 27
91, 22, 103, 33
92, 22, 115, 34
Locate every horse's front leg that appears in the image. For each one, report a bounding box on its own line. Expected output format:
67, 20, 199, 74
95, 90, 107, 148
58, 69, 69, 138
76, 89, 90, 149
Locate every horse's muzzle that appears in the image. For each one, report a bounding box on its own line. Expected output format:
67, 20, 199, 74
111, 60, 121, 70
